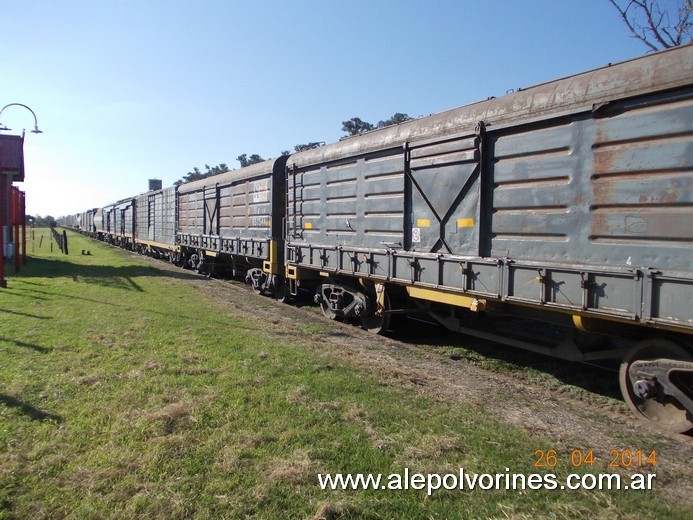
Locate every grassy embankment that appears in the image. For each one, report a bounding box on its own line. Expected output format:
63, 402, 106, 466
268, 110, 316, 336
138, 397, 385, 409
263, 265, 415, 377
0, 229, 689, 519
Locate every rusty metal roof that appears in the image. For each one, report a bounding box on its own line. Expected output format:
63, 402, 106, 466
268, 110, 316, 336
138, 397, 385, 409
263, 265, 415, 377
0, 134, 25, 181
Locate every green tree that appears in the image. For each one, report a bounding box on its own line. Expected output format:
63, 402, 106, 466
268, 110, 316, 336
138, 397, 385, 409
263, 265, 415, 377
342, 114, 412, 136
174, 163, 230, 186
205, 163, 229, 176
341, 117, 375, 136
236, 154, 265, 168
292, 142, 325, 152
609, 0, 692, 50
32, 215, 56, 227
377, 112, 413, 128
280, 142, 325, 156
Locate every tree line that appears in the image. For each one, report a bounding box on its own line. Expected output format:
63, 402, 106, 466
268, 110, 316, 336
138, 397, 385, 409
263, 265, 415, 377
175, 112, 413, 185
28, 215, 56, 227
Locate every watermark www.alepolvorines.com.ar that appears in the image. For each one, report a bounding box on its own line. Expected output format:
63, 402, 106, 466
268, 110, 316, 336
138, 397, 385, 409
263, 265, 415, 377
317, 468, 656, 496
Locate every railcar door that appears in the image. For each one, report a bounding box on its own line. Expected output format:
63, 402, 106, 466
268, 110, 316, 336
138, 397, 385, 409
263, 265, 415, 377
203, 184, 220, 236
147, 194, 156, 241
119, 208, 126, 236
405, 130, 483, 255
106, 208, 114, 235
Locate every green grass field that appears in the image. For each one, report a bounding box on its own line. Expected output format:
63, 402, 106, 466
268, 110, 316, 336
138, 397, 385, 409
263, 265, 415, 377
0, 229, 690, 519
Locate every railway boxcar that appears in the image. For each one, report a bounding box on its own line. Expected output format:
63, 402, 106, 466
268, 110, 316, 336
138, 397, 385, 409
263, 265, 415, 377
177, 156, 288, 296
134, 185, 177, 259
60, 213, 79, 230
286, 44, 693, 432
112, 197, 136, 249
96, 203, 116, 242
80, 209, 96, 235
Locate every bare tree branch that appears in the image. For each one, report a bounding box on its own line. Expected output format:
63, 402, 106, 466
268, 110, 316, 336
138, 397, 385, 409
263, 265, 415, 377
608, 0, 692, 50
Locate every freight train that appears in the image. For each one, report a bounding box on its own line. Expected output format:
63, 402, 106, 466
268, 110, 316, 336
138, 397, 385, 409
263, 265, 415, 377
59, 44, 693, 433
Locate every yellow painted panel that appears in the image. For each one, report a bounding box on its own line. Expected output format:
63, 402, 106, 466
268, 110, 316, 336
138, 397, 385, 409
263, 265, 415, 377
263, 241, 279, 274
406, 286, 486, 312
136, 239, 177, 251
457, 218, 474, 228
417, 219, 431, 227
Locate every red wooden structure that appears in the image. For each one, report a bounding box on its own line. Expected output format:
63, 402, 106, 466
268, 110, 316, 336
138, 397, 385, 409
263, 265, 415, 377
0, 134, 27, 287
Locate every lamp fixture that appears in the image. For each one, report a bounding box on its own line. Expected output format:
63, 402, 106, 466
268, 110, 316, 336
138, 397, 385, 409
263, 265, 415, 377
0, 103, 43, 134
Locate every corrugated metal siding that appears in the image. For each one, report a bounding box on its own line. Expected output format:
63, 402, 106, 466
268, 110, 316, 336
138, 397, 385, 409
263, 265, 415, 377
134, 187, 176, 247
489, 120, 583, 262
590, 96, 693, 252
485, 88, 693, 274
288, 148, 405, 248
114, 199, 135, 238
135, 193, 148, 241
101, 205, 116, 235
227, 176, 272, 234
178, 190, 204, 235
160, 186, 176, 246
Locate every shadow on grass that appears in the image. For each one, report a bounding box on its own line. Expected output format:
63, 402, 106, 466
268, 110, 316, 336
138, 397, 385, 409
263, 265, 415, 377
11, 280, 46, 287
0, 307, 52, 320
4, 257, 261, 332
0, 394, 63, 423
13, 256, 203, 292
0, 336, 52, 353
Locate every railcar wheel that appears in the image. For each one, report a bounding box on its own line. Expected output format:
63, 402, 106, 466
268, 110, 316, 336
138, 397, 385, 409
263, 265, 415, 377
619, 339, 693, 434
360, 290, 391, 334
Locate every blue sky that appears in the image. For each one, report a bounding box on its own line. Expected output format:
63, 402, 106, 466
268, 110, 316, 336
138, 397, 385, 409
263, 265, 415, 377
3, 0, 654, 217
